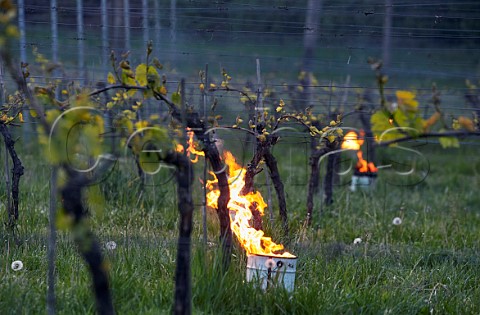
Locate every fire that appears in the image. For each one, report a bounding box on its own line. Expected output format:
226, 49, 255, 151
341, 131, 378, 173
176, 143, 184, 153
206, 151, 295, 258
341, 131, 364, 151
356, 151, 378, 173
176, 128, 205, 163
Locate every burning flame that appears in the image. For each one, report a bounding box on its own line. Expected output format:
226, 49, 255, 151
356, 151, 378, 173
176, 128, 205, 163
341, 131, 378, 173
341, 131, 364, 151
206, 151, 295, 258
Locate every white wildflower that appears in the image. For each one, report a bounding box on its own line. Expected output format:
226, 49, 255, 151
105, 241, 117, 250
11, 260, 23, 271
353, 237, 362, 244
392, 217, 402, 225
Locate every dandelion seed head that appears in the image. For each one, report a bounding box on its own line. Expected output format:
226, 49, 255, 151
105, 241, 117, 250
353, 237, 362, 244
392, 217, 402, 225
11, 260, 23, 271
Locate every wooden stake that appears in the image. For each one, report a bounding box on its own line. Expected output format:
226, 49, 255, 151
202, 64, 209, 245
50, 0, 59, 99
4, 137, 11, 223
47, 167, 58, 315
18, 0, 30, 144
76, 0, 85, 84
0, 63, 11, 224
101, 0, 108, 75
123, 0, 131, 53
154, 0, 161, 58
142, 0, 149, 46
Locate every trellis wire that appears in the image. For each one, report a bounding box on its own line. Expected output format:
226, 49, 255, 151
14, 2, 480, 75
4, 1, 479, 153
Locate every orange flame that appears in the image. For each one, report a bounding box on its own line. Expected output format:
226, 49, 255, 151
341, 131, 377, 173
356, 151, 378, 173
176, 143, 184, 153
206, 151, 295, 258
341, 131, 364, 151
176, 128, 205, 163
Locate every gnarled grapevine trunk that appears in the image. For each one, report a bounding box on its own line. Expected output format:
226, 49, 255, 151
60, 166, 115, 315
160, 151, 194, 315
306, 147, 330, 226
323, 152, 338, 206
240, 136, 289, 236
203, 138, 232, 267
0, 124, 24, 228
155, 92, 233, 268
263, 149, 288, 235
241, 142, 267, 231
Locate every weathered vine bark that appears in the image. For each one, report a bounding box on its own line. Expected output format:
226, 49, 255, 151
158, 95, 232, 267
308, 132, 322, 194
240, 135, 289, 236
323, 151, 338, 206
133, 155, 146, 188
0, 124, 24, 227
160, 151, 194, 315
240, 141, 267, 231
322, 114, 341, 206
263, 149, 288, 235
60, 166, 115, 315
203, 138, 232, 267
306, 147, 330, 225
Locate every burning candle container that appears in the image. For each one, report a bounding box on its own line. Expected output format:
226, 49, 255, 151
246, 254, 298, 292
350, 171, 377, 192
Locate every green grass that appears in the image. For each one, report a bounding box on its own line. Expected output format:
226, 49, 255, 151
1, 143, 480, 314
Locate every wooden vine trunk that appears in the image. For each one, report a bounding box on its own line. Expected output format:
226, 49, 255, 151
60, 166, 115, 315
240, 136, 289, 236
306, 146, 334, 225
166, 106, 232, 267
263, 150, 288, 235
161, 152, 195, 315
0, 124, 24, 227
202, 139, 232, 266
323, 152, 338, 206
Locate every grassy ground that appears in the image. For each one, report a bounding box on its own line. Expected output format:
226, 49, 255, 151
0, 141, 479, 314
